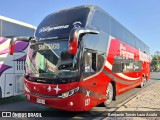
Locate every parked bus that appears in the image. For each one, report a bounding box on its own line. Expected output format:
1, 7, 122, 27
24, 5, 150, 111
0, 37, 32, 98
0, 16, 36, 98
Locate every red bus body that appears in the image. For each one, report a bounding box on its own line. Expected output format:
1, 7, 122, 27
24, 5, 150, 111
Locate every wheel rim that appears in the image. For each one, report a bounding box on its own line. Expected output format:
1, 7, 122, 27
143, 77, 146, 86
141, 77, 146, 87
107, 87, 112, 101
104, 83, 113, 106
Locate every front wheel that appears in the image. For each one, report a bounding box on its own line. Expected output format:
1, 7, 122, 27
104, 83, 113, 107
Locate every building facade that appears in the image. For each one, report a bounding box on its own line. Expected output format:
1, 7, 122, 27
0, 16, 36, 37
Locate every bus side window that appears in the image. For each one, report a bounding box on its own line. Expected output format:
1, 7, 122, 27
92, 53, 97, 71
97, 54, 105, 71
84, 52, 97, 73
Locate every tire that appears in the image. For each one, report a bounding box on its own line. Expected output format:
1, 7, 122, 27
104, 82, 113, 107
140, 77, 147, 88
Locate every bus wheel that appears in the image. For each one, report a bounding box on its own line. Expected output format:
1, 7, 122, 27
140, 77, 147, 88
104, 83, 113, 107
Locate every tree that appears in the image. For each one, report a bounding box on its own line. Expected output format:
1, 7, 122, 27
151, 52, 160, 71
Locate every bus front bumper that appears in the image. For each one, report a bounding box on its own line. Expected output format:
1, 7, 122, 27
25, 92, 86, 111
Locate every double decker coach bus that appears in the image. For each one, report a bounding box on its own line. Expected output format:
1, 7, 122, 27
24, 5, 150, 111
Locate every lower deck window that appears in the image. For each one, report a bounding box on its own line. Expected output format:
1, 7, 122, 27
112, 56, 142, 73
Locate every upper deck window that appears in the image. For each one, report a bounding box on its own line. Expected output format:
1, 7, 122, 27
35, 7, 90, 39
90, 10, 110, 34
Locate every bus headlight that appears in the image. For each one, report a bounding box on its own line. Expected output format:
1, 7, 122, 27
58, 87, 79, 98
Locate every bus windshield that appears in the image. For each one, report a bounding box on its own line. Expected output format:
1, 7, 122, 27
26, 41, 80, 83
35, 7, 90, 39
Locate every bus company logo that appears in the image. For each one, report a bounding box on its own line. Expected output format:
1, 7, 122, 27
39, 25, 69, 33
120, 44, 134, 59
73, 21, 82, 29
47, 86, 52, 92
53, 85, 61, 94
139, 50, 150, 62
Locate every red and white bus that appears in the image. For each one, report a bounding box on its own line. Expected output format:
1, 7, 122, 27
24, 5, 150, 111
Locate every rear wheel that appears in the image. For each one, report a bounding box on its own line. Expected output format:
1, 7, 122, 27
140, 77, 147, 88
104, 83, 113, 107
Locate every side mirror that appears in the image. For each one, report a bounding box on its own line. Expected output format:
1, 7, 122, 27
9, 36, 33, 55
68, 28, 99, 55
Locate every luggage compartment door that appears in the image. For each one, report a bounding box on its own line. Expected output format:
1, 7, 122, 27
5, 74, 14, 97
14, 74, 24, 95
14, 55, 25, 95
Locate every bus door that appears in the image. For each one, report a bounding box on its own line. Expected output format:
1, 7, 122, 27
5, 74, 15, 97
82, 49, 98, 107
13, 55, 25, 96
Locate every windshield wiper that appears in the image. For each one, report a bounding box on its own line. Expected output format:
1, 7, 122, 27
53, 74, 66, 83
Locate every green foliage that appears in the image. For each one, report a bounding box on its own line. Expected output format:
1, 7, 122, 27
151, 54, 160, 70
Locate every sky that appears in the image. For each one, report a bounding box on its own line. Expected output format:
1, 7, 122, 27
0, 0, 160, 55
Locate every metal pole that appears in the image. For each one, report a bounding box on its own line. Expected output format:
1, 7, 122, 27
155, 51, 159, 71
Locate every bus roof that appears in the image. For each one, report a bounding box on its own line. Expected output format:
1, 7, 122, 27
57, 5, 148, 44
81, 5, 149, 51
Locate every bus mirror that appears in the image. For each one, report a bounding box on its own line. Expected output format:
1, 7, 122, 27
12, 36, 33, 42
9, 36, 34, 55
10, 44, 14, 55
68, 29, 78, 55
68, 28, 99, 55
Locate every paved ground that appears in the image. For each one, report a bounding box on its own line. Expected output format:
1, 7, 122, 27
104, 72, 160, 120
117, 82, 160, 112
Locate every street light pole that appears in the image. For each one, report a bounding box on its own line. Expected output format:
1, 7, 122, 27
155, 51, 160, 71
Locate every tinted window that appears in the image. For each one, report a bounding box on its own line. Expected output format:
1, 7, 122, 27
90, 10, 110, 34
44, 40, 68, 56
111, 17, 124, 41
83, 33, 109, 53
82, 33, 108, 76
84, 52, 96, 73
97, 54, 105, 71
136, 39, 146, 53
90, 8, 149, 54
35, 7, 90, 39
112, 56, 142, 73
125, 31, 135, 47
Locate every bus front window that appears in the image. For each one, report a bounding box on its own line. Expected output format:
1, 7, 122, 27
26, 41, 80, 83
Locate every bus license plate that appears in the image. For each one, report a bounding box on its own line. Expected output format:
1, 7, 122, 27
37, 98, 45, 105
